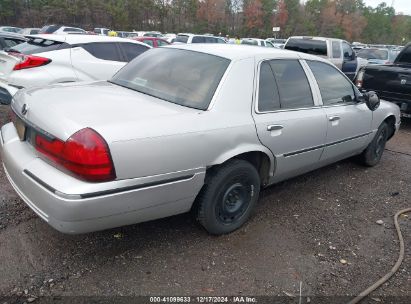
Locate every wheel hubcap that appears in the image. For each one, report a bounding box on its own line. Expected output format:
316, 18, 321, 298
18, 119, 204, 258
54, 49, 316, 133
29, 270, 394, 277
217, 182, 250, 224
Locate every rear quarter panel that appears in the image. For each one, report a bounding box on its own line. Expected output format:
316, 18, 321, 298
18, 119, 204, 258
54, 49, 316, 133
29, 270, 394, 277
8, 49, 78, 88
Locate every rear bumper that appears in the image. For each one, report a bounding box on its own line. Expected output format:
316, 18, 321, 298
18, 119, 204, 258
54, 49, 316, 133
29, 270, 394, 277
0, 123, 205, 234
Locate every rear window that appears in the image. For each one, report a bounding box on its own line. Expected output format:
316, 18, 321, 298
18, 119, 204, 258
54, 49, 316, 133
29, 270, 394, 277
10, 38, 67, 55
357, 49, 389, 60
395, 46, 411, 64
111, 48, 230, 110
39, 25, 60, 34
285, 38, 327, 56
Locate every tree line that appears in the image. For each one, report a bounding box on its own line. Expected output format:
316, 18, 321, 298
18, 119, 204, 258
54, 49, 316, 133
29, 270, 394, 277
0, 0, 410, 44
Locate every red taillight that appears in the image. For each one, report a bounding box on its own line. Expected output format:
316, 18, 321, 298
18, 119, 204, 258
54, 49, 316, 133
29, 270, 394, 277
35, 128, 116, 182
9, 52, 51, 71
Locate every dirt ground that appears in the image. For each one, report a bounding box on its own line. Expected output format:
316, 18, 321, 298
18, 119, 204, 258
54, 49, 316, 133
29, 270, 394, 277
0, 107, 410, 304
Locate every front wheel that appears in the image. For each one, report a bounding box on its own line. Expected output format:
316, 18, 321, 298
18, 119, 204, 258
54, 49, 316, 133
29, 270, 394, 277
195, 159, 261, 235
358, 122, 389, 167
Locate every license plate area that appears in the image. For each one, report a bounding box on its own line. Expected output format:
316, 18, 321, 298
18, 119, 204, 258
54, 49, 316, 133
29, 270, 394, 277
13, 116, 26, 141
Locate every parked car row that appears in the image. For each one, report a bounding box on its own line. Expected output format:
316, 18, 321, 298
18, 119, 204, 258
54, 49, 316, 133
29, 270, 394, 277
283, 36, 368, 80
0, 35, 150, 105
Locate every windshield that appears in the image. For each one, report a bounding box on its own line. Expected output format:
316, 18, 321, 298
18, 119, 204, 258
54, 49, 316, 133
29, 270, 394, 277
111, 48, 230, 110
357, 49, 388, 60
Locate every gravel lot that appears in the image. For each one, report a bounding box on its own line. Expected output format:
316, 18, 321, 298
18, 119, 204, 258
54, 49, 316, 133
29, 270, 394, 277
0, 106, 410, 303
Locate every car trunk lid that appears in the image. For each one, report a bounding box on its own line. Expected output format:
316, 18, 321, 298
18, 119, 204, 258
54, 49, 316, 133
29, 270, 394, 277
11, 81, 200, 143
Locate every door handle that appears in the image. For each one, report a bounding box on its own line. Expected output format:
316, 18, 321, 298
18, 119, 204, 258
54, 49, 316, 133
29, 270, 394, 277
328, 116, 340, 122
267, 125, 284, 131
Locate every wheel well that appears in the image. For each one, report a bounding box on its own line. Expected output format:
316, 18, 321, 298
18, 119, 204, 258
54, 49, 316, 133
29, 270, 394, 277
384, 115, 396, 140
212, 152, 271, 186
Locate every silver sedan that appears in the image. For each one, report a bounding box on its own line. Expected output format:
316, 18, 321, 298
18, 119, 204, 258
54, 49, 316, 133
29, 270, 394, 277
0, 44, 401, 234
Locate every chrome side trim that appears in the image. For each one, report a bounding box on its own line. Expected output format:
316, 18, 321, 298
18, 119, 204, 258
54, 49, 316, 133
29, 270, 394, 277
23, 169, 195, 200
283, 132, 372, 157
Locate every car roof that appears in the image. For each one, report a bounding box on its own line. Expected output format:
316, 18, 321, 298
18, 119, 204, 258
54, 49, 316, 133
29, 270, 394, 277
25, 34, 147, 45
167, 43, 331, 62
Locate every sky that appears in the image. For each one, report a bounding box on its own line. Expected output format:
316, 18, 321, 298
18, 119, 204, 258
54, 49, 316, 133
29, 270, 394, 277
363, 0, 411, 15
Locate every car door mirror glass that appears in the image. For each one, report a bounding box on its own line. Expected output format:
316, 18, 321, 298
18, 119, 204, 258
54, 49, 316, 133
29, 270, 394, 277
364, 91, 380, 111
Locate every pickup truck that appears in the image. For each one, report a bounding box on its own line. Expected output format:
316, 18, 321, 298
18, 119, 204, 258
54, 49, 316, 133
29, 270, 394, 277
355, 43, 411, 117
284, 36, 367, 80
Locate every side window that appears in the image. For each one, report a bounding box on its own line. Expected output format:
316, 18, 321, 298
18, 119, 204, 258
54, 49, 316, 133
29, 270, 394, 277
258, 62, 281, 112
192, 36, 205, 43
269, 60, 314, 109
120, 43, 149, 62
143, 39, 154, 47
82, 43, 121, 61
332, 41, 341, 58
342, 42, 353, 60
307, 61, 355, 105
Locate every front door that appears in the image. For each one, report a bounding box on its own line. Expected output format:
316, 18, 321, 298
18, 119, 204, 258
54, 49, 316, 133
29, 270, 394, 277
306, 60, 372, 164
252, 59, 327, 183
341, 41, 358, 80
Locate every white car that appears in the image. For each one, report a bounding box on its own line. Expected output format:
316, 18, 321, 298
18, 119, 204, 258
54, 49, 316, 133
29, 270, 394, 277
241, 38, 275, 48
94, 28, 110, 36
39, 25, 86, 35
19, 28, 40, 35
133, 31, 163, 38
0, 35, 150, 104
0, 26, 22, 33
175, 33, 226, 44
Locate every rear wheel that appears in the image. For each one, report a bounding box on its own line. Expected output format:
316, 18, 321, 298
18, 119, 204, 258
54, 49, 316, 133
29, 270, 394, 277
195, 159, 260, 235
358, 122, 389, 167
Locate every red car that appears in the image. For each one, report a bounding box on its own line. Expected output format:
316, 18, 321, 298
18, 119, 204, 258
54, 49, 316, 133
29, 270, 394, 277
132, 37, 170, 48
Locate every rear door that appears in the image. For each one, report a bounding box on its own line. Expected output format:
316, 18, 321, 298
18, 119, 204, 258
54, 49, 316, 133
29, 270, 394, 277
252, 59, 327, 183
70, 42, 125, 80
307, 60, 372, 163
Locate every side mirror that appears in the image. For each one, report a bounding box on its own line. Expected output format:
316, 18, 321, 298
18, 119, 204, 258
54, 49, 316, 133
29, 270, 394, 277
364, 91, 380, 111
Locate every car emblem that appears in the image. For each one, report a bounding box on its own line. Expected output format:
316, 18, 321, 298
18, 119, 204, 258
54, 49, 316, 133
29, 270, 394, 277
21, 104, 28, 115
401, 79, 407, 85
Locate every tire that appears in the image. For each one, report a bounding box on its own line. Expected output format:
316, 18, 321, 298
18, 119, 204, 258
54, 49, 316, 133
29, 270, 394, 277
358, 122, 389, 167
195, 159, 261, 235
